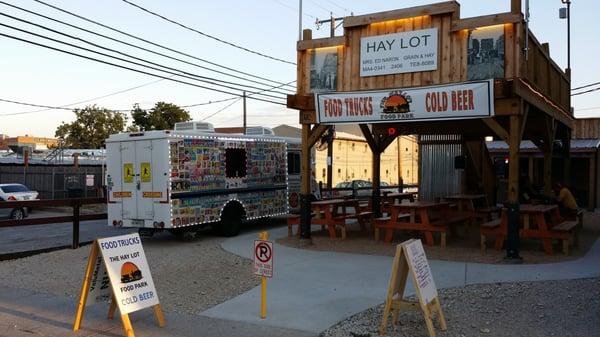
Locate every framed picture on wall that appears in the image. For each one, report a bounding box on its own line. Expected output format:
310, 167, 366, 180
310, 48, 338, 92
467, 25, 505, 80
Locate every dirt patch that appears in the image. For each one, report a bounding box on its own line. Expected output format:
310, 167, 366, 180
277, 212, 599, 264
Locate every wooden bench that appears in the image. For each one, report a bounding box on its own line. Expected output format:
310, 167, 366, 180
373, 214, 449, 247
286, 213, 325, 237
479, 219, 503, 253
550, 220, 578, 255
475, 206, 501, 222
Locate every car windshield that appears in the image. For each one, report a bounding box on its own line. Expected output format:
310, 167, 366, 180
0, 185, 29, 193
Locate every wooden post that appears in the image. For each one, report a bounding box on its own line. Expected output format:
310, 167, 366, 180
543, 150, 552, 195
373, 150, 382, 218
300, 124, 312, 240
72, 202, 80, 249
506, 113, 522, 261
563, 136, 571, 186
511, 0, 522, 14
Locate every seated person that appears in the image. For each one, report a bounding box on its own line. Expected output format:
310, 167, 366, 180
552, 183, 578, 217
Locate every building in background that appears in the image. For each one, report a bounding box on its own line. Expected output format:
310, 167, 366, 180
0, 134, 8, 151
273, 124, 419, 188
4, 135, 58, 154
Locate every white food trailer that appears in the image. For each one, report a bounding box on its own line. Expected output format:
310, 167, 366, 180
105, 127, 289, 237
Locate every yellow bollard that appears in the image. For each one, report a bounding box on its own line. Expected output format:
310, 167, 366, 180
258, 231, 269, 319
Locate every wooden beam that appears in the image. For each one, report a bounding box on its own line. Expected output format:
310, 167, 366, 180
451, 12, 522, 31
513, 79, 574, 129
287, 94, 314, 111
482, 119, 509, 142
343, 1, 459, 28
359, 124, 377, 152
494, 98, 520, 115
511, 0, 522, 14
297, 36, 345, 51
307, 124, 328, 148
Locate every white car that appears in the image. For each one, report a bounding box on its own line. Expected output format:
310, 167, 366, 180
0, 184, 39, 219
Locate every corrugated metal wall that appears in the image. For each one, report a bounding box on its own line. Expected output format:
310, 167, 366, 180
419, 135, 463, 201
0, 165, 103, 199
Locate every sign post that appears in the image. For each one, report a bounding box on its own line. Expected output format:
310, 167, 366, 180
73, 233, 165, 337
254, 231, 273, 319
379, 239, 446, 337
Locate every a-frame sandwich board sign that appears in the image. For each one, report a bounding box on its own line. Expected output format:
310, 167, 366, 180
379, 239, 447, 337
73, 233, 165, 337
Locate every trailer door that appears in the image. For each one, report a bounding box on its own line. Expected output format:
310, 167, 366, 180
120, 141, 138, 219
136, 140, 154, 220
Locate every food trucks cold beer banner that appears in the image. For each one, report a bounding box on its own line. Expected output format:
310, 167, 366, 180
315, 79, 494, 124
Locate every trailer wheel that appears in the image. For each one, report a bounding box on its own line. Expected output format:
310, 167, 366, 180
215, 203, 244, 237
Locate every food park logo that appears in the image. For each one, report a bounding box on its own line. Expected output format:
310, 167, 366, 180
121, 262, 143, 283
380, 90, 412, 113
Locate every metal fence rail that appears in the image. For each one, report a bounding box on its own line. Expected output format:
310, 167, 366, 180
0, 165, 104, 199
0, 197, 106, 249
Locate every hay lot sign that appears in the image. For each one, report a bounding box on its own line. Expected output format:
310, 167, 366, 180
360, 28, 438, 77
315, 79, 494, 124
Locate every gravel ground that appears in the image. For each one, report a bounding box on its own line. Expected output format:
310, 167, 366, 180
0, 226, 262, 314
279, 212, 599, 264
322, 278, 600, 337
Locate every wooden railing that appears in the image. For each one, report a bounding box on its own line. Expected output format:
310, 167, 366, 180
523, 29, 571, 113
0, 198, 107, 249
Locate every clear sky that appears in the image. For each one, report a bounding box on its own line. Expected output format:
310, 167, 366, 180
0, 0, 598, 138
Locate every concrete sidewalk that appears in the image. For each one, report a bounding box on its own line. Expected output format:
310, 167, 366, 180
201, 226, 600, 333
0, 287, 316, 337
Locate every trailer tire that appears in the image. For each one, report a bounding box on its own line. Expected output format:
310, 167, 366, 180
215, 203, 244, 237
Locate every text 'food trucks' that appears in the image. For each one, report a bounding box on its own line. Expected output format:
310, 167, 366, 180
106, 123, 290, 237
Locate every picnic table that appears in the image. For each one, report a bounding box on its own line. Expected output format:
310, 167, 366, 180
310, 198, 372, 239
479, 204, 578, 254
442, 194, 499, 223
373, 201, 469, 247
380, 192, 416, 213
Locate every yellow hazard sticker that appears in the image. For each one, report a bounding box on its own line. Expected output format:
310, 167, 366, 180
123, 163, 134, 183
140, 162, 152, 183
113, 191, 132, 198
143, 192, 162, 198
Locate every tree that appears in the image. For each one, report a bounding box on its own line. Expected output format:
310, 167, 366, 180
55, 105, 127, 148
131, 102, 191, 131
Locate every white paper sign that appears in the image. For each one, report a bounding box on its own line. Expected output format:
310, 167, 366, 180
98, 233, 160, 314
86, 254, 111, 306
360, 28, 438, 77
404, 239, 438, 305
86, 175, 95, 187
315, 79, 494, 124
254, 240, 273, 278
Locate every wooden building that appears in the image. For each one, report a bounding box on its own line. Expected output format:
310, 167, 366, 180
287, 0, 573, 259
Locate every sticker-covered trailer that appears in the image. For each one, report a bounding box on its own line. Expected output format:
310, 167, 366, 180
106, 130, 288, 237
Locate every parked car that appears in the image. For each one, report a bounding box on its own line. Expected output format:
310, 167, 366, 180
0, 184, 39, 219
333, 180, 396, 197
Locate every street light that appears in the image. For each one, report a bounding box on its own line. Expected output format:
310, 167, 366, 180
559, 0, 571, 76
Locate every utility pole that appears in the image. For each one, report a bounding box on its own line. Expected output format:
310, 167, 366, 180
243, 91, 247, 134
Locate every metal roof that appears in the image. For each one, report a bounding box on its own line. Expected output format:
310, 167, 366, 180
486, 139, 600, 152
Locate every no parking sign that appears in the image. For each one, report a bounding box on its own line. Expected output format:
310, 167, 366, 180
254, 239, 273, 278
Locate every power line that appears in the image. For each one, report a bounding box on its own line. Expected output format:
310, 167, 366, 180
0, 98, 131, 115
181, 97, 238, 108
17, 1, 295, 91
0, 13, 291, 98
0, 32, 286, 106
268, 0, 317, 19
119, 0, 296, 66
0, 22, 287, 101
572, 81, 600, 91
202, 98, 242, 121
0, 3, 295, 94
1, 77, 168, 116
571, 86, 600, 96
320, 0, 350, 14
306, 0, 337, 15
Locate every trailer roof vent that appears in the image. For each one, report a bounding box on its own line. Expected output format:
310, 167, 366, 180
174, 121, 215, 133
245, 126, 274, 136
